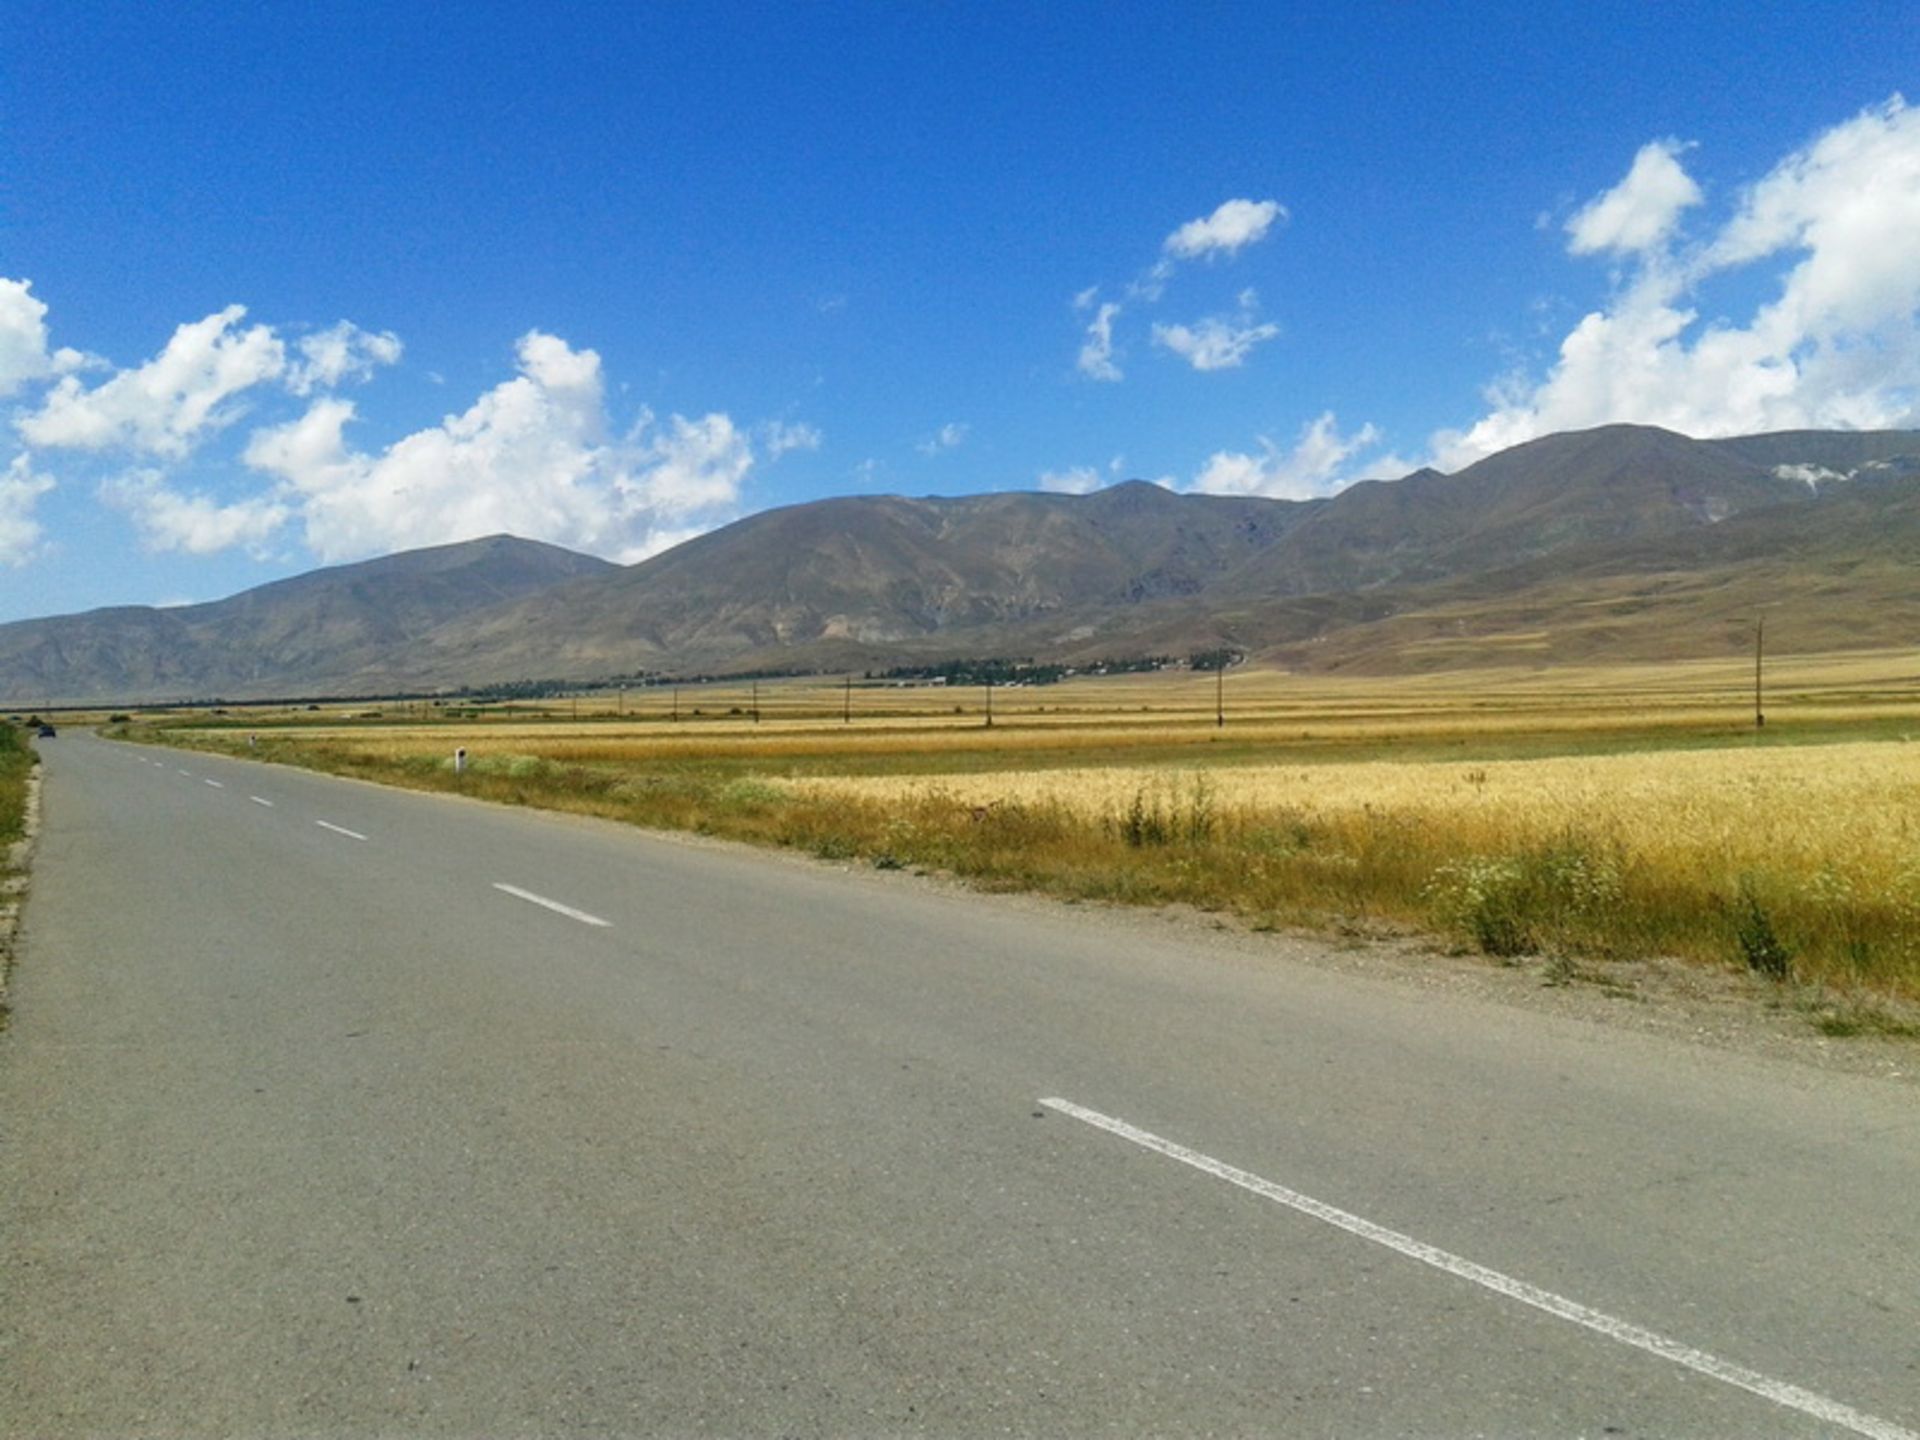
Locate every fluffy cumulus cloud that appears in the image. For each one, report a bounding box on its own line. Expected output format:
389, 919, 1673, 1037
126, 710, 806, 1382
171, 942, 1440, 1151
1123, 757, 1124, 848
623, 412, 753, 525
1565, 140, 1703, 256
1436, 96, 1920, 468
13, 301, 401, 468
1163, 198, 1288, 260
1186, 413, 1382, 501
0, 281, 54, 396
0, 279, 91, 401
19, 305, 288, 458
242, 331, 752, 563
0, 453, 55, 566
0, 283, 760, 568
103, 468, 289, 556
286, 321, 403, 396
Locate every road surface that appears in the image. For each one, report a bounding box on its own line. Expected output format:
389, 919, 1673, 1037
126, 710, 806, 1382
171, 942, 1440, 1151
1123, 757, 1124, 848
3, 731, 1917, 1436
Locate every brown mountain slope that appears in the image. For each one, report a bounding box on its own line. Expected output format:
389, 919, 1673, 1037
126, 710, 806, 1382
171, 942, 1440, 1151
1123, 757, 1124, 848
405, 423, 1917, 684
1251, 459, 1920, 671
0, 535, 615, 704
1214, 424, 1812, 600
393, 483, 1301, 684
6, 424, 1919, 702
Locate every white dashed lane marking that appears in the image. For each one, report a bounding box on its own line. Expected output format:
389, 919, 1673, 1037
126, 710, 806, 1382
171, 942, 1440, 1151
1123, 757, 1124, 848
491, 883, 612, 928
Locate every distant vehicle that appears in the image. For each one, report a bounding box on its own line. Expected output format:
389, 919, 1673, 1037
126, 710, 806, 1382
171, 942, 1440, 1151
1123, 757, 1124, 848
36, 723, 55, 738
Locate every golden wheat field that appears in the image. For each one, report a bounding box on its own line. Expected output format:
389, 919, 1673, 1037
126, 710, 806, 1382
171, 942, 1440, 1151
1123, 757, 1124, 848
787, 740, 1920, 898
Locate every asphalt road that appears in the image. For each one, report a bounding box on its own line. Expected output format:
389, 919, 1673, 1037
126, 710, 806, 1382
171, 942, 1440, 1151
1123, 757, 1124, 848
3, 730, 1918, 1438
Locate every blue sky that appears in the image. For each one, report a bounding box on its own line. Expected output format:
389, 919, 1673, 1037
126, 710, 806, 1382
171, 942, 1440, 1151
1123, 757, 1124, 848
2, 2, 1918, 622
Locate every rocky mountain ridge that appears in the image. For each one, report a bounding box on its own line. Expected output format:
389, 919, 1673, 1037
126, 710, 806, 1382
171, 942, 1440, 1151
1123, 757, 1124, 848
6, 423, 1918, 703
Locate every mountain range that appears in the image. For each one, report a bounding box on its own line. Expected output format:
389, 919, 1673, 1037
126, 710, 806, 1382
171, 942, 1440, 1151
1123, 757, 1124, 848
7, 423, 1919, 705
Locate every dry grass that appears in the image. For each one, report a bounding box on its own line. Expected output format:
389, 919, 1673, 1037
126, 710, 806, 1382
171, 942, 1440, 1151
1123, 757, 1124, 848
789, 741, 1920, 994
793, 742, 1920, 888
135, 649, 1920, 1018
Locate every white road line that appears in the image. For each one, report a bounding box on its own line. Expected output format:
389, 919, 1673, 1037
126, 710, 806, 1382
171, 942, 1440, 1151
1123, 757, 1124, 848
176, 769, 192, 776
314, 820, 367, 841
491, 882, 612, 928
203, 779, 224, 789
249, 796, 274, 808
1040, 1097, 1917, 1440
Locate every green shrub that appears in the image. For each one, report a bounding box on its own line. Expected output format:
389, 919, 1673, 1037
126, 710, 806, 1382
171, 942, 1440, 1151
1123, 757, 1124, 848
1732, 874, 1794, 981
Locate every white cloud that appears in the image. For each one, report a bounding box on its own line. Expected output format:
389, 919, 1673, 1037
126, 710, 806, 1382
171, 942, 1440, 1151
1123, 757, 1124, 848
1435, 97, 1920, 469
1163, 198, 1287, 260
1078, 199, 1290, 377
0, 454, 55, 566
1078, 301, 1123, 381
242, 331, 752, 564
620, 411, 753, 528
1037, 465, 1102, 494
917, 421, 968, 455
19, 305, 287, 458
104, 468, 288, 556
1128, 259, 1175, 304
1566, 140, 1702, 256
1186, 413, 1382, 500
0, 280, 54, 397
1152, 312, 1280, 371
763, 419, 822, 459
285, 321, 403, 396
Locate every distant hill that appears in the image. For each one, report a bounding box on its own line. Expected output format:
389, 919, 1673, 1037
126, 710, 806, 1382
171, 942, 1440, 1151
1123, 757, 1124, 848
0, 535, 615, 704
5, 424, 1918, 703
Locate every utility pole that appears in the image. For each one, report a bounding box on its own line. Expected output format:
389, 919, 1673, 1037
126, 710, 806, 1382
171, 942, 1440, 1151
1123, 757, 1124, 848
752, 680, 760, 723
1755, 614, 1765, 730
672, 686, 680, 723
984, 677, 994, 729
1216, 662, 1225, 729
843, 674, 852, 724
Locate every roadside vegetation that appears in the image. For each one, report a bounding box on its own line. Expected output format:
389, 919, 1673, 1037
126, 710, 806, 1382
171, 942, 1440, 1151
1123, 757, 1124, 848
121, 649, 1920, 1031
0, 722, 33, 849
0, 720, 38, 1028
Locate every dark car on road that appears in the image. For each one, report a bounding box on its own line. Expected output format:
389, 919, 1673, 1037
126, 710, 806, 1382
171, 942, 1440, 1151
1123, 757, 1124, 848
36, 723, 55, 738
